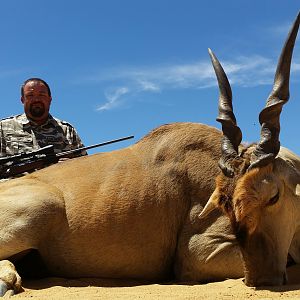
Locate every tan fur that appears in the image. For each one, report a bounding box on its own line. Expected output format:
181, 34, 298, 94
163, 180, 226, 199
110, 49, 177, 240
0, 122, 245, 294
233, 165, 274, 232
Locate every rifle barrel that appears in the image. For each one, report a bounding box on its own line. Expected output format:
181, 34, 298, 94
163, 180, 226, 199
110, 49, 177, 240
56, 135, 134, 157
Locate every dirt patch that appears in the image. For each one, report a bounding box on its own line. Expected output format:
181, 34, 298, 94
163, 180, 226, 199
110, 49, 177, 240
12, 265, 300, 299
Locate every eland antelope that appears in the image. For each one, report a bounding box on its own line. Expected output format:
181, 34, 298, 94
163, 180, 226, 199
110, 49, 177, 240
0, 11, 299, 296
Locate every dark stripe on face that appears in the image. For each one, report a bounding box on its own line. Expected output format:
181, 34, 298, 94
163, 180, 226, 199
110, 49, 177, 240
234, 221, 248, 248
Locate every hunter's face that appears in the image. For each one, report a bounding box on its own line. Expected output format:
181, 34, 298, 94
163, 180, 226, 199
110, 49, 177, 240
21, 81, 52, 125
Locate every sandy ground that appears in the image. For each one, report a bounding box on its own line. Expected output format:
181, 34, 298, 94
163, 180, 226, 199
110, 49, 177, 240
10, 265, 300, 300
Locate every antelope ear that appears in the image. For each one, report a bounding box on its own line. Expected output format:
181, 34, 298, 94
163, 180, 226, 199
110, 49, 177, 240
199, 189, 219, 219
295, 184, 300, 196
274, 155, 300, 196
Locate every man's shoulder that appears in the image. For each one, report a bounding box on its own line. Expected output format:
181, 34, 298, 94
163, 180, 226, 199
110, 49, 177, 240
0, 116, 14, 123
51, 116, 75, 129
0, 114, 24, 124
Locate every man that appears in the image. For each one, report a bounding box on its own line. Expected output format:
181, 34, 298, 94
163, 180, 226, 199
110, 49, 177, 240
0, 77, 86, 165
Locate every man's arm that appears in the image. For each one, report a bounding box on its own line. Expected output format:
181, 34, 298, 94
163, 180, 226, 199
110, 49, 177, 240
69, 125, 87, 157
0, 121, 7, 158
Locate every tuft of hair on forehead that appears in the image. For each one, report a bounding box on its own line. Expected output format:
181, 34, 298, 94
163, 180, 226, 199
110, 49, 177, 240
215, 156, 274, 233
233, 164, 274, 223
216, 154, 251, 196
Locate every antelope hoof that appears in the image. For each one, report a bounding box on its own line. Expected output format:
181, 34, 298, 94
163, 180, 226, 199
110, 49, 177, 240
0, 260, 22, 296
0, 279, 9, 297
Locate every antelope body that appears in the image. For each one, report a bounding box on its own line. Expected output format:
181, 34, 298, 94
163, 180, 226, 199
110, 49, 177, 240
0, 122, 245, 296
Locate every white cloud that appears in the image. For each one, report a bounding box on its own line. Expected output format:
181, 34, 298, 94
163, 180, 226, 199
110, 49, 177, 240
223, 55, 275, 86
91, 54, 296, 91
292, 62, 300, 72
91, 51, 300, 111
267, 22, 293, 37
137, 79, 160, 92
96, 87, 129, 111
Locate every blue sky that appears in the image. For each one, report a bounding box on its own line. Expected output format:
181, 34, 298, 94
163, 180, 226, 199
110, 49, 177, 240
0, 1, 300, 154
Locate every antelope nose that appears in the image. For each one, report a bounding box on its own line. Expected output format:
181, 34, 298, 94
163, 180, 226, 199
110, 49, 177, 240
244, 271, 287, 287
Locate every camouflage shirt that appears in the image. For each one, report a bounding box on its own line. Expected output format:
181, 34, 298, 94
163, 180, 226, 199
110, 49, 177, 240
0, 113, 85, 157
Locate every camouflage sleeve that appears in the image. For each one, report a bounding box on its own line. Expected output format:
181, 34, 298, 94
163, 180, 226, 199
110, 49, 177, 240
0, 122, 6, 157
68, 125, 87, 156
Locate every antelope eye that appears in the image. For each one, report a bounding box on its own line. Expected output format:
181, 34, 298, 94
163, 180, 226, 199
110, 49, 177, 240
268, 191, 279, 206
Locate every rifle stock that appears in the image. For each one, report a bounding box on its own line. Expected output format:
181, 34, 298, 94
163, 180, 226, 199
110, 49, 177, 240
0, 135, 134, 179
1, 158, 58, 178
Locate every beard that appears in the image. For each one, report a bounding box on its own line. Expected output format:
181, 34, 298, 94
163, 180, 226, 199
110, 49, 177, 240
29, 103, 46, 118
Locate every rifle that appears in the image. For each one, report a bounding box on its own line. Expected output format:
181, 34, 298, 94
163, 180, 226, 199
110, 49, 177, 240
0, 135, 134, 179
